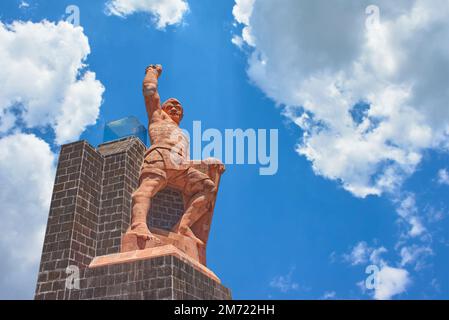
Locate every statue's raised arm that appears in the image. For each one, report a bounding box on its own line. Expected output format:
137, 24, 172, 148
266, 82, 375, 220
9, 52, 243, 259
143, 64, 163, 122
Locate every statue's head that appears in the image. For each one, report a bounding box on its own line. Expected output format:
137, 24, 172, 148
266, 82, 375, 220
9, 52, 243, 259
162, 98, 183, 125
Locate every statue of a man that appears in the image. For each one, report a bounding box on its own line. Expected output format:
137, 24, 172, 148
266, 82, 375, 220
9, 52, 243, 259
122, 64, 224, 251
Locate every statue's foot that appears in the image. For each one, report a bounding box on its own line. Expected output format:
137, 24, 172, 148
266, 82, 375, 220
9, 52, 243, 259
178, 225, 205, 246
128, 222, 162, 246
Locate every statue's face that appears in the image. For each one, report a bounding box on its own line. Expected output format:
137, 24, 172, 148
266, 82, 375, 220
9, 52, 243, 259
162, 98, 183, 125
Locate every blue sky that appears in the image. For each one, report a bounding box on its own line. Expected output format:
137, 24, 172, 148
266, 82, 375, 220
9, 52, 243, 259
0, 0, 448, 300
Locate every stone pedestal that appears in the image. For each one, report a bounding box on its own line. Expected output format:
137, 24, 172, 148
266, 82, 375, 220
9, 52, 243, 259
80, 245, 230, 300
77, 254, 230, 300
34, 137, 231, 300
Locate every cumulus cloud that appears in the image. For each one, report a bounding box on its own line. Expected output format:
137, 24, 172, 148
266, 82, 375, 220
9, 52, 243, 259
344, 241, 371, 266
0, 133, 56, 299
54, 71, 104, 144
269, 267, 299, 293
395, 194, 426, 238
105, 0, 189, 29
232, 0, 255, 46
344, 241, 411, 299
400, 245, 433, 270
374, 265, 410, 300
0, 18, 103, 299
437, 169, 449, 185
344, 241, 388, 266
0, 20, 105, 145
232, 0, 449, 198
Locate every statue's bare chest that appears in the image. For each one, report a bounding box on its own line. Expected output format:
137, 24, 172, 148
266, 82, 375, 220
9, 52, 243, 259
149, 120, 188, 147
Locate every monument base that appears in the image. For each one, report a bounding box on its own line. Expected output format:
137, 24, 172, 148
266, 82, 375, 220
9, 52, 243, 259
68, 246, 232, 300
90, 244, 219, 282
121, 228, 208, 266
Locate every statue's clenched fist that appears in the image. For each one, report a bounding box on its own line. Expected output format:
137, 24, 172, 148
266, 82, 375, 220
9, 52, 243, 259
145, 64, 163, 77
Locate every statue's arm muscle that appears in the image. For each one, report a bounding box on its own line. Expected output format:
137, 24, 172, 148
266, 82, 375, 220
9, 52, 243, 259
143, 68, 161, 121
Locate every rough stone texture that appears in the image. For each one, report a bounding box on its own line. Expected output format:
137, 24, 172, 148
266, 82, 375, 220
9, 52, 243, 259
35, 140, 102, 300
95, 138, 146, 256
34, 137, 231, 300
148, 188, 185, 231
72, 256, 231, 300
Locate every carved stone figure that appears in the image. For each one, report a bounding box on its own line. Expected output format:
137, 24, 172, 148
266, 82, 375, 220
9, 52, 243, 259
121, 64, 224, 265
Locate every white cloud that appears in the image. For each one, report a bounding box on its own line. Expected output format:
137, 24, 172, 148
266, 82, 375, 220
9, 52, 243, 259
425, 206, 445, 223
321, 291, 336, 300
437, 169, 449, 185
54, 71, 104, 145
344, 241, 410, 300
400, 245, 433, 270
0, 133, 56, 299
269, 267, 299, 293
0, 20, 105, 145
232, 0, 449, 198
0, 18, 103, 299
232, 0, 254, 25
344, 241, 388, 266
19, 1, 30, 9
105, 0, 189, 29
374, 265, 410, 300
344, 241, 371, 266
232, 0, 255, 46
231, 35, 244, 49
396, 194, 426, 238
0, 109, 16, 133
369, 247, 388, 265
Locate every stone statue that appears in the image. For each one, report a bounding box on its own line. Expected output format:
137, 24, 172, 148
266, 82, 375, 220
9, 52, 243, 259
121, 64, 225, 265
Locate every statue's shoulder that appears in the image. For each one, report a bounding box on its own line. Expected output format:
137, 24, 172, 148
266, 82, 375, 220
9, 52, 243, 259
149, 108, 166, 123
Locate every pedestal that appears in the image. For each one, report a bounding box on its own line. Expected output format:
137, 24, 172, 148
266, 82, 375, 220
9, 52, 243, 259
77, 245, 231, 300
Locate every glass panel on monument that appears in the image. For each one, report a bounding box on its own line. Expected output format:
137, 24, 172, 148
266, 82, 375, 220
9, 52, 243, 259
103, 116, 147, 145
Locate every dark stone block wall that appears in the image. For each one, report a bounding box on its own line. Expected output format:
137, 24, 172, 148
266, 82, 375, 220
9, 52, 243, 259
76, 256, 231, 300
95, 139, 145, 256
34, 137, 231, 300
35, 141, 102, 300
148, 188, 185, 231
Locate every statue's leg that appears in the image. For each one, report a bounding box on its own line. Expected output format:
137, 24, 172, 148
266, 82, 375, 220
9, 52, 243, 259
173, 169, 215, 245
127, 172, 166, 244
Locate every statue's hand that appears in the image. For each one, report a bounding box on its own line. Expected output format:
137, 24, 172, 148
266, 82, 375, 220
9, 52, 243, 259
145, 64, 163, 77
203, 158, 225, 175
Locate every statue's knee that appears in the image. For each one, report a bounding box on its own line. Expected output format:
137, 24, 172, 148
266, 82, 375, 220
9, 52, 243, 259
132, 189, 148, 202
132, 179, 163, 201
